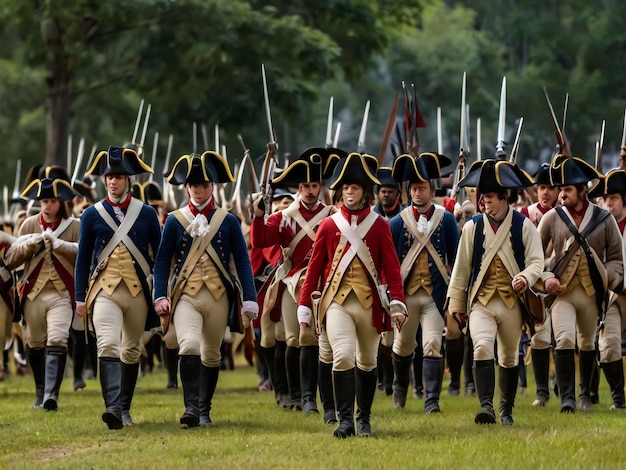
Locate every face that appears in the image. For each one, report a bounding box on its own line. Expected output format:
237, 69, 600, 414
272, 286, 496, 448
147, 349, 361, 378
39, 198, 61, 219
186, 182, 213, 205
342, 183, 364, 210
378, 186, 399, 208
559, 185, 583, 210
298, 182, 322, 207
105, 174, 129, 198
409, 181, 433, 208
481, 192, 507, 219
604, 193, 625, 218
272, 196, 293, 212
537, 184, 559, 209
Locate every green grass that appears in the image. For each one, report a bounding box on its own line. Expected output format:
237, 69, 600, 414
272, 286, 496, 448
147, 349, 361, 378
2, 359, 626, 469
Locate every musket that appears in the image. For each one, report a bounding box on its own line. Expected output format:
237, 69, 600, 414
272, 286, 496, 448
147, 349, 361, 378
509, 117, 524, 164
495, 77, 507, 159
543, 87, 571, 157
333, 122, 342, 148
131, 99, 145, 146
12, 159, 21, 200
357, 100, 370, 153
378, 95, 399, 166
451, 72, 469, 203
149, 132, 159, 182
259, 63, 278, 215
595, 120, 605, 172
70, 137, 85, 186
326, 97, 334, 148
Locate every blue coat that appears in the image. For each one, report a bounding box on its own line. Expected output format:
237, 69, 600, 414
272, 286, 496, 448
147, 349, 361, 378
153, 208, 256, 306
389, 207, 460, 314
74, 199, 162, 325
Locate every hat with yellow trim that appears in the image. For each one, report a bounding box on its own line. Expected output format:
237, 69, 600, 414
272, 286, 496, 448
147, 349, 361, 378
458, 159, 534, 193
38, 165, 71, 183
20, 178, 78, 201
87, 146, 153, 176
328, 153, 380, 191
533, 163, 553, 187
588, 168, 626, 198
548, 154, 603, 186
130, 181, 144, 201
392, 152, 452, 183
376, 167, 398, 188
166, 151, 235, 185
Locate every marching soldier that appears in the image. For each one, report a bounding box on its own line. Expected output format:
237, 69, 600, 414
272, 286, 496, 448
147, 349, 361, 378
75, 146, 162, 429
539, 158, 623, 412
153, 152, 258, 428
251, 148, 337, 416
447, 160, 544, 425
298, 153, 407, 438
0, 229, 15, 381
519, 162, 560, 407
388, 153, 459, 414
5, 168, 80, 410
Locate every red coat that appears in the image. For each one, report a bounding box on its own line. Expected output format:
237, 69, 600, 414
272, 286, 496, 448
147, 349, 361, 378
299, 205, 405, 333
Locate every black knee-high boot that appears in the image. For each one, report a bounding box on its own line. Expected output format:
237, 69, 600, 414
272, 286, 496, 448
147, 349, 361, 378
392, 352, 413, 408
70, 328, 87, 391
99, 357, 123, 430
423, 357, 443, 414
43, 346, 67, 411
285, 346, 302, 410
446, 337, 464, 396
29, 347, 45, 409
274, 341, 290, 408
473, 359, 496, 424
120, 361, 139, 426
601, 359, 626, 410
199, 364, 220, 426
555, 349, 576, 413
333, 369, 355, 439
356, 368, 377, 437
164, 347, 179, 389
300, 345, 319, 414
179, 355, 201, 428
318, 361, 336, 424
531, 348, 550, 407
499, 365, 519, 425
578, 350, 595, 412
378, 343, 394, 396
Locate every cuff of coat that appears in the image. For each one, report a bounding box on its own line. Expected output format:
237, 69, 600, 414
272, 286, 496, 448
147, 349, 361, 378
242, 300, 259, 319
297, 306, 313, 326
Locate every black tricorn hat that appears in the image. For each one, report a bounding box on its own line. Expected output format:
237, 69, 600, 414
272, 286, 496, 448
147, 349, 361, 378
392, 152, 452, 183
458, 159, 534, 193
328, 153, 380, 191
271, 147, 329, 188
375, 167, 399, 188
20, 178, 78, 201
166, 151, 235, 185
548, 154, 603, 186
38, 165, 71, 183
589, 169, 626, 198
73, 180, 97, 202
130, 181, 144, 201
87, 146, 153, 176
533, 163, 553, 187
323, 148, 348, 180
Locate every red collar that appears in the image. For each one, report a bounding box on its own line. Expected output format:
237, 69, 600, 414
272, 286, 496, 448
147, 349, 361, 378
569, 199, 589, 219
412, 204, 434, 220
618, 216, 626, 235
536, 203, 552, 214
105, 193, 132, 210
340, 204, 371, 224
188, 197, 215, 218
39, 214, 61, 231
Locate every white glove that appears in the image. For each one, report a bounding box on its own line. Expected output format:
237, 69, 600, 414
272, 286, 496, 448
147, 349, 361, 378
27, 233, 44, 247
297, 305, 313, 326
240, 300, 258, 328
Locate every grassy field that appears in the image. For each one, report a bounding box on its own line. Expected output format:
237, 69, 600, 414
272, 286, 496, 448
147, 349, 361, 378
2, 356, 626, 470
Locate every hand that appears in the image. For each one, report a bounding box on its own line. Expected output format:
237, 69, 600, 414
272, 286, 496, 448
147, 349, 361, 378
28, 233, 43, 247
545, 277, 566, 296
252, 196, 265, 218
75, 301, 87, 318
389, 303, 408, 331
154, 298, 171, 316
511, 275, 528, 293
452, 312, 468, 330
241, 310, 255, 329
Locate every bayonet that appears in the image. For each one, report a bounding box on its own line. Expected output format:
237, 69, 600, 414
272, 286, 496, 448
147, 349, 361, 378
357, 100, 370, 153
543, 88, 571, 157
67, 134, 73, 174
378, 95, 399, 166
476, 118, 482, 161
260, 64, 279, 215
595, 120, 605, 172
326, 97, 334, 148
215, 124, 220, 153
84, 143, 98, 177
163, 134, 174, 207
131, 99, 144, 145
201, 124, 209, 151
562, 93, 569, 133
333, 122, 342, 148
509, 117, 524, 164
496, 77, 506, 159
139, 104, 151, 155
437, 107, 443, 155
402, 81, 411, 154
71, 137, 85, 186
451, 72, 469, 203
261, 64, 276, 146
149, 132, 159, 182
12, 159, 21, 199
192, 122, 198, 154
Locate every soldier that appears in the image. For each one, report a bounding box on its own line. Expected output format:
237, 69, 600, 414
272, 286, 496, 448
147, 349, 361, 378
0, 229, 15, 381
5, 169, 80, 410
447, 159, 544, 425
75, 146, 161, 430
388, 152, 459, 414
251, 148, 337, 416
539, 159, 623, 412
519, 163, 560, 407
298, 153, 407, 438
153, 152, 257, 428
373, 167, 402, 219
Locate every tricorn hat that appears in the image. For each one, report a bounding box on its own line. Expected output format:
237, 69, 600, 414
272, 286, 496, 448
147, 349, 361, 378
548, 154, 602, 186
38, 165, 71, 183
533, 163, 553, 187
271, 147, 328, 188
166, 151, 235, 185
324, 148, 348, 180
588, 169, 626, 198
143, 181, 164, 206
20, 177, 78, 201
87, 146, 153, 176
130, 181, 144, 201
375, 167, 399, 188
458, 159, 534, 193
392, 152, 452, 183
328, 153, 380, 191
